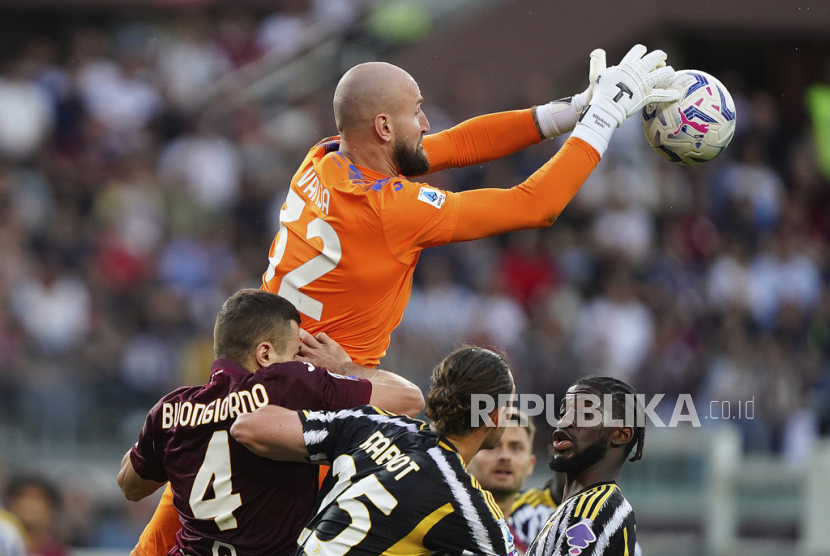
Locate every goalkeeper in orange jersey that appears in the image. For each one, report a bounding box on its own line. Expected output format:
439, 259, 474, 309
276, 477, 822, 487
133, 45, 679, 556
262, 46, 677, 369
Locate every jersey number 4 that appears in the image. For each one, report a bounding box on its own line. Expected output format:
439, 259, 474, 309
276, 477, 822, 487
264, 187, 342, 321
190, 431, 242, 531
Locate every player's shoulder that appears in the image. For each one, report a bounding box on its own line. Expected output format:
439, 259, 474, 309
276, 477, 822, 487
421, 444, 504, 523
254, 360, 368, 383
466, 473, 505, 521
569, 483, 628, 522
511, 487, 557, 514
157, 385, 202, 405
251, 361, 359, 398
302, 404, 384, 423
309, 405, 428, 431
377, 177, 447, 206
254, 360, 320, 380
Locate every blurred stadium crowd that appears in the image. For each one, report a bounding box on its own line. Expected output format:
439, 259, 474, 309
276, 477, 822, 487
0, 0, 829, 551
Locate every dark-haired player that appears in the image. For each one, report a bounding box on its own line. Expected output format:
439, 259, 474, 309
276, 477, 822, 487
116, 289, 423, 556
231, 347, 519, 556
526, 377, 643, 556
467, 410, 541, 552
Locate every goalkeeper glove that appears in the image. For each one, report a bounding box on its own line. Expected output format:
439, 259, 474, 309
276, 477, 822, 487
536, 49, 606, 138
572, 44, 680, 156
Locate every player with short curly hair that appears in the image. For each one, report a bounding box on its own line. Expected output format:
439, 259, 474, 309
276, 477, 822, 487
526, 376, 644, 556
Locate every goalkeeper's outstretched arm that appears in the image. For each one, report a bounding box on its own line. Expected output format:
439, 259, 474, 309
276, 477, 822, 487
420, 49, 605, 175
449, 136, 599, 241
449, 45, 679, 242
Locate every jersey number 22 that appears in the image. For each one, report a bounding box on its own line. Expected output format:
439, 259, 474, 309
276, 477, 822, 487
264, 187, 342, 321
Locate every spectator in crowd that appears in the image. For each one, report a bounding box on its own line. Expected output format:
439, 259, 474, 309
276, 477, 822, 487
4, 476, 68, 556
0, 506, 26, 556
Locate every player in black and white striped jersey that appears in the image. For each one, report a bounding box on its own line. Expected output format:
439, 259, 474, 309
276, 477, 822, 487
231, 346, 520, 556
526, 377, 644, 556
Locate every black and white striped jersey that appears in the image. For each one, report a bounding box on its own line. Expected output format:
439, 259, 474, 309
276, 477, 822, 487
508, 485, 558, 553
525, 482, 635, 556
295, 405, 519, 556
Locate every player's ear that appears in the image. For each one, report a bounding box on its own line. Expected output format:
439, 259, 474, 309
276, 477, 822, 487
374, 113, 392, 143
610, 426, 634, 449
254, 341, 274, 368
491, 403, 511, 428
488, 406, 501, 428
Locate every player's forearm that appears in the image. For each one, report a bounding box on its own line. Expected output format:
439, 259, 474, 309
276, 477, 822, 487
450, 137, 600, 242
231, 406, 310, 462
369, 370, 425, 417
421, 109, 542, 174
117, 451, 166, 502
339, 363, 424, 416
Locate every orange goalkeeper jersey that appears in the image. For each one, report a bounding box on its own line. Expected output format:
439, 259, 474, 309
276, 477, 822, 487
261, 138, 461, 367
261, 109, 599, 367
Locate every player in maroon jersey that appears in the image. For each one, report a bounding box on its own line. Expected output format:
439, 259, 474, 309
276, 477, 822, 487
116, 289, 423, 556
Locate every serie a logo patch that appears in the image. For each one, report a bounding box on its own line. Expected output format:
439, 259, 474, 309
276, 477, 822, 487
417, 187, 446, 209
327, 371, 358, 381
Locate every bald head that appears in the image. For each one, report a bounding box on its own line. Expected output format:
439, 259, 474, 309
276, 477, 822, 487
334, 62, 418, 135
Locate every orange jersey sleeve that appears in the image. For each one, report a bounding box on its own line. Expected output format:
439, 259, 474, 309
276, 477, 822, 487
377, 179, 461, 263
130, 484, 178, 556
422, 109, 542, 172
262, 142, 460, 367
451, 137, 600, 242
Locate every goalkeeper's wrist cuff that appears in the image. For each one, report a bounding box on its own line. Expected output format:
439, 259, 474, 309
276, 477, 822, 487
536, 98, 578, 139
571, 105, 617, 157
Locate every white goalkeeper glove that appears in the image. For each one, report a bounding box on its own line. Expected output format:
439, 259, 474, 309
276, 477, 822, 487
536, 49, 606, 138
572, 44, 681, 156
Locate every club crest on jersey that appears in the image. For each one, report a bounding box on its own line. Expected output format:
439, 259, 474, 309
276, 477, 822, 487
417, 187, 446, 209
565, 521, 596, 555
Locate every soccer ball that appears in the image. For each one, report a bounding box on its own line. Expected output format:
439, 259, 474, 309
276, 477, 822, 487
642, 69, 737, 165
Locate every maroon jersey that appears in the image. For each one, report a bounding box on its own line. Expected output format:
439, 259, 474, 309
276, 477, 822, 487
129, 359, 372, 556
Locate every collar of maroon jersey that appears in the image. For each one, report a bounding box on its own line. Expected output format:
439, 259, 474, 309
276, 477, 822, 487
210, 359, 250, 379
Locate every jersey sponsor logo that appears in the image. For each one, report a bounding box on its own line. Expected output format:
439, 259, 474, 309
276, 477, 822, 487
326, 371, 358, 381
565, 521, 596, 555
417, 187, 446, 209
